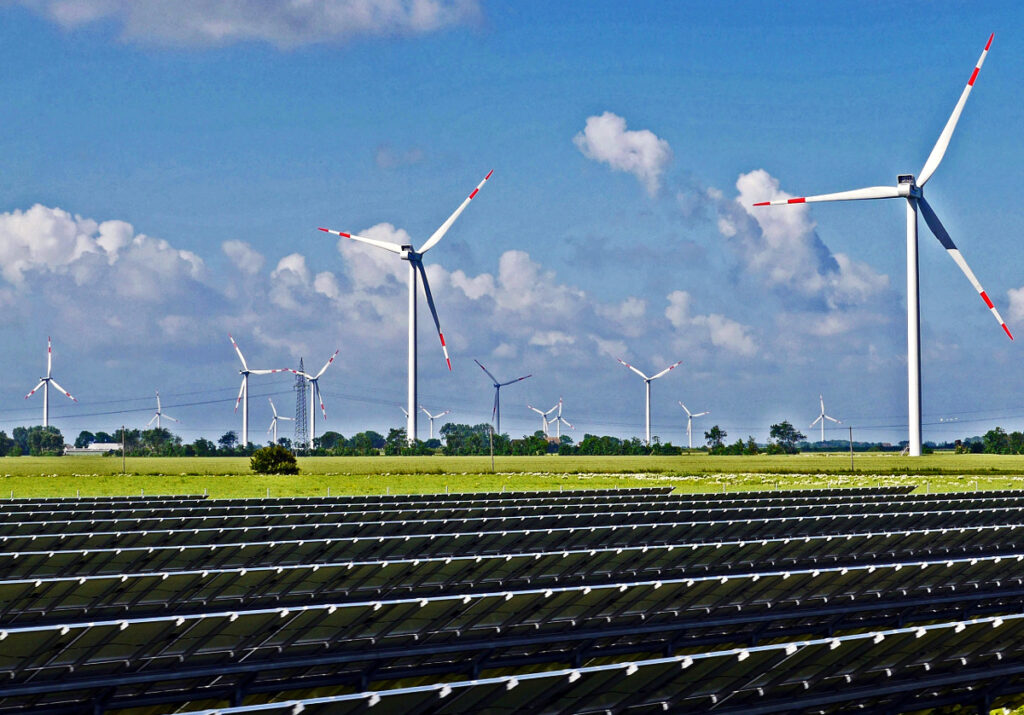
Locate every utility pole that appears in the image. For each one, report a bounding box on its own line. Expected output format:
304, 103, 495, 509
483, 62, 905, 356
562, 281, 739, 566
849, 426, 854, 471
121, 425, 126, 475
489, 425, 495, 473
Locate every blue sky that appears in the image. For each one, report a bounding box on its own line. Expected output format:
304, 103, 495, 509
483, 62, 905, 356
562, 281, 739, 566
0, 0, 1021, 446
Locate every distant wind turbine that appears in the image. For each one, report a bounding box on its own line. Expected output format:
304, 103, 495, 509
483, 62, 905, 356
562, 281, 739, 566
753, 34, 1011, 456
289, 350, 339, 449
527, 402, 557, 436
419, 406, 451, 440
25, 337, 77, 427
147, 391, 179, 429
230, 334, 289, 447
474, 359, 531, 436
678, 401, 709, 450
549, 397, 574, 440
617, 358, 682, 446
319, 171, 493, 443
810, 394, 841, 444
267, 398, 293, 445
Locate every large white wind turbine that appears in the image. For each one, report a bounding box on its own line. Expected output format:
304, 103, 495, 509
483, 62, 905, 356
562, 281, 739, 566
319, 171, 493, 443
617, 358, 682, 446
25, 337, 77, 427
419, 406, 451, 440
526, 402, 557, 436
549, 397, 574, 440
147, 391, 179, 429
754, 34, 1011, 456
290, 350, 339, 449
475, 359, 531, 436
809, 394, 841, 444
678, 401, 709, 450
267, 398, 293, 445
230, 334, 289, 448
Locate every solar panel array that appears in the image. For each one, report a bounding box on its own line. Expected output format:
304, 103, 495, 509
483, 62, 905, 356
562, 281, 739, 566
5, 484, 1024, 713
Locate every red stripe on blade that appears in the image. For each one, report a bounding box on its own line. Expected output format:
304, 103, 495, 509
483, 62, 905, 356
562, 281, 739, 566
317, 227, 329, 232
980, 291, 995, 309
485, 170, 493, 180
446, 358, 452, 371
1003, 323, 1014, 340
787, 198, 806, 204
968, 67, 980, 86
469, 189, 479, 199
986, 33, 994, 51
753, 202, 770, 207
439, 333, 447, 347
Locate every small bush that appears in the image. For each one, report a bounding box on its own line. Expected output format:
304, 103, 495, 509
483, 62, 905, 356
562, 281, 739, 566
250, 445, 299, 475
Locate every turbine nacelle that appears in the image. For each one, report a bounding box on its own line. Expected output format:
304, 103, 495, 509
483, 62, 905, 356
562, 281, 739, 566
897, 175, 921, 198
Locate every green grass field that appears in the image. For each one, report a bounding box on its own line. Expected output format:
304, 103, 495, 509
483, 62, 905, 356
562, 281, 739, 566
1, 452, 1024, 498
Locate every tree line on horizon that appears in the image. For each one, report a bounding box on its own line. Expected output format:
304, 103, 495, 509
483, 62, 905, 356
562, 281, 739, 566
0, 422, 1015, 457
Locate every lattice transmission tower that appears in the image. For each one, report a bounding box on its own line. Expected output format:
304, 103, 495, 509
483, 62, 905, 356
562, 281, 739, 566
294, 357, 308, 452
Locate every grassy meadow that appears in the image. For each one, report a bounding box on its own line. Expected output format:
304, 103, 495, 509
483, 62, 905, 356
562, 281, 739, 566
1, 452, 1024, 498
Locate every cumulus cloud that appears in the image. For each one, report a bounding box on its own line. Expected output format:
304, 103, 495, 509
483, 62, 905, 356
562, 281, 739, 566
19, 0, 482, 47
1008, 287, 1024, 323
665, 290, 757, 357
222, 240, 265, 275
375, 144, 425, 169
574, 112, 673, 195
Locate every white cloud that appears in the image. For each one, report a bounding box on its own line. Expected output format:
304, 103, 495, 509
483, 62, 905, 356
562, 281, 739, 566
375, 144, 425, 169
574, 112, 673, 195
1008, 286, 1024, 323
665, 290, 757, 357
222, 240, 265, 275
21, 0, 482, 47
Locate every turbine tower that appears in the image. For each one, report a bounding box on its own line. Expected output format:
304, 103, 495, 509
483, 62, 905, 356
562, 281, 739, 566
809, 394, 841, 444
147, 391, 179, 429
419, 406, 451, 440
753, 34, 1011, 456
549, 397, 574, 440
474, 359, 531, 436
526, 402, 557, 436
319, 171, 493, 443
678, 401, 709, 450
25, 337, 77, 427
267, 398, 293, 445
290, 350, 339, 449
617, 358, 682, 446
230, 334, 288, 447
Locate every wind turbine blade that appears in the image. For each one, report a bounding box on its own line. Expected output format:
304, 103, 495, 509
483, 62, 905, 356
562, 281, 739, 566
147, 414, 158, 427
438, 410, 451, 418
650, 360, 682, 380
810, 415, 822, 428
693, 411, 710, 418
315, 350, 340, 379
267, 419, 275, 435
288, 369, 314, 379
234, 378, 245, 412
415, 261, 451, 370
47, 337, 52, 377
419, 170, 493, 254
499, 375, 531, 387
919, 196, 1013, 339
316, 383, 327, 420
492, 390, 499, 421
228, 334, 249, 371
678, 401, 692, 417
400, 406, 409, 417
474, 359, 499, 384
48, 379, 77, 402
825, 415, 841, 424
753, 186, 900, 207
163, 414, 180, 423
527, 405, 543, 415
918, 34, 993, 187
268, 398, 279, 418
561, 418, 574, 430
280, 416, 294, 422
248, 368, 291, 375
819, 394, 825, 413
616, 358, 649, 380
420, 406, 432, 417
25, 380, 45, 399
156, 391, 162, 412
318, 228, 402, 254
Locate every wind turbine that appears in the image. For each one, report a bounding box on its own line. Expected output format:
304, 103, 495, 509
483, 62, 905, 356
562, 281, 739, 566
549, 397, 574, 440
753, 34, 1011, 456
319, 171, 493, 443
526, 403, 557, 436
147, 391, 179, 429
267, 398, 293, 445
25, 337, 77, 427
678, 401, 709, 450
230, 334, 289, 447
617, 358, 682, 446
474, 359, 531, 436
419, 406, 451, 440
809, 394, 841, 444
289, 350, 339, 449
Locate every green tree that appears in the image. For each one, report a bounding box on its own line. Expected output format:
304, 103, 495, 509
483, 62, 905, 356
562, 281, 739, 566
74, 431, 96, 448
769, 421, 805, 454
250, 444, 299, 474
218, 431, 239, 453
191, 438, 217, 456
0, 431, 13, 457
704, 425, 727, 451
384, 428, 407, 455
983, 427, 1010, 454
27, 426, 64, 455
